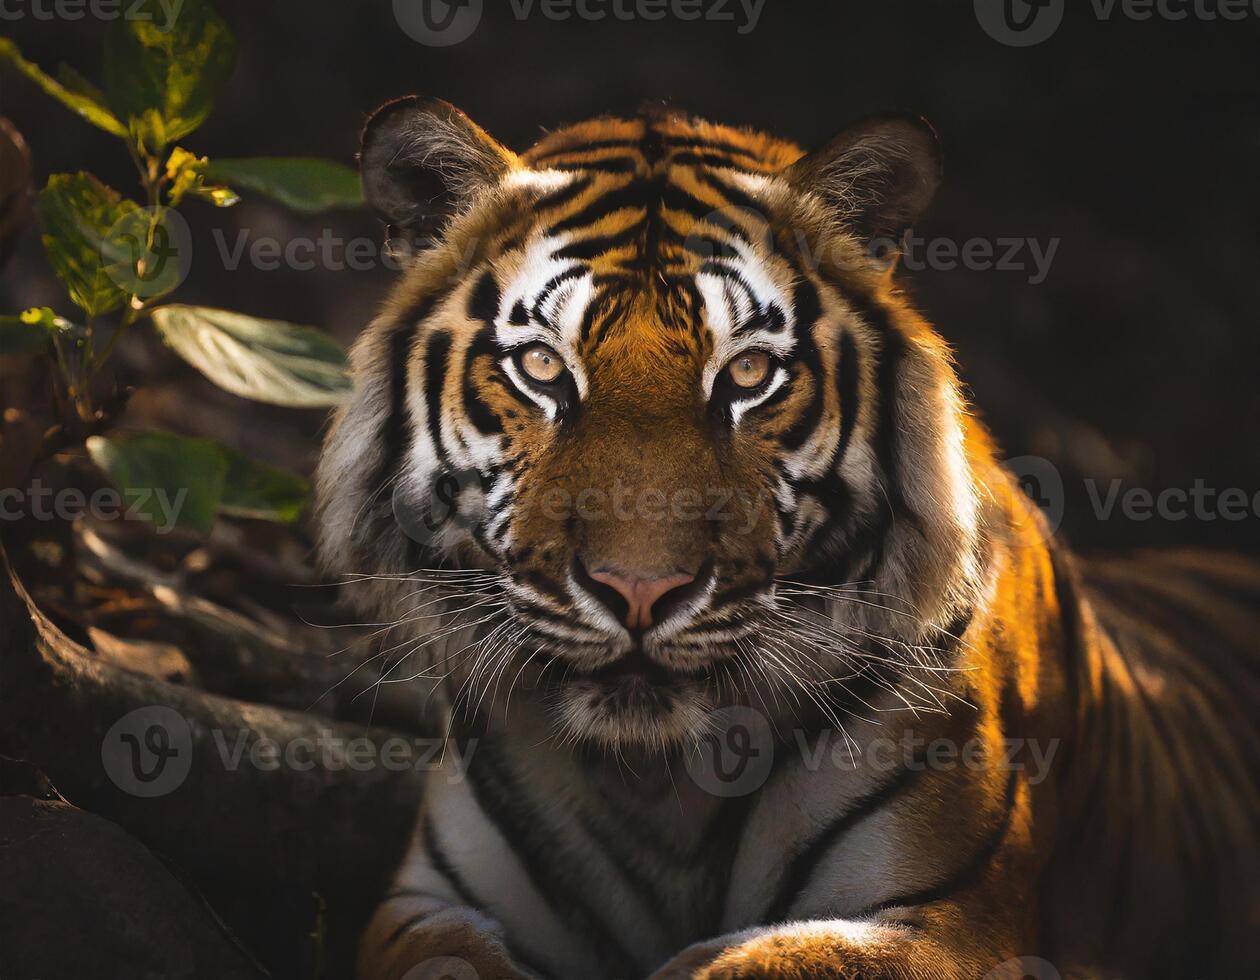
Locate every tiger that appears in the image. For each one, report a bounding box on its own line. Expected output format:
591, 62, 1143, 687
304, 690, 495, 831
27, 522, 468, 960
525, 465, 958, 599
314, 97, 1260, 980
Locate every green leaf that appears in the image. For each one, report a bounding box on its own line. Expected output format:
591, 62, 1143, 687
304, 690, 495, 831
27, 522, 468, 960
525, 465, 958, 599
40, 174, 188, 313
219, 444, 310, 524
151, 305, 351, 407
103, 0, 237, 151
203, 157, 362, 214
39, 174, 137, 318
165, 146, 239, 208
56, 63, 112, 108
87, 431, 227, 534
87, 430, 310, 532
0, 39, 127, 137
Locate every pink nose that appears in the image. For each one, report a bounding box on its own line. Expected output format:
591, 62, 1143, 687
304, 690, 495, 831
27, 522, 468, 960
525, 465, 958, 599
587, 569, 697, 630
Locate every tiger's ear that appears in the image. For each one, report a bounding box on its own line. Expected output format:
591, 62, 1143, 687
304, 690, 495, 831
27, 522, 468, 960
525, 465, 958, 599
786, 115, 941, 249
360, 96, 517, 241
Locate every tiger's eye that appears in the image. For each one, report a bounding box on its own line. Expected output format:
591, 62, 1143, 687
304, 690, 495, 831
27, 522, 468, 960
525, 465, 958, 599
520, 344, 565, 383
727, 350, 771, 389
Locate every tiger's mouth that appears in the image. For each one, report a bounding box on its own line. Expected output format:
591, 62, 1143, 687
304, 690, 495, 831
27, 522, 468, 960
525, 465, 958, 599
539, 644, 725, 748
588, 647, 709, 683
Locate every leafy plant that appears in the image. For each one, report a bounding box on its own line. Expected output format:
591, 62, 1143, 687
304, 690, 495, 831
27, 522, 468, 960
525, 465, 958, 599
0, 0, 363, 528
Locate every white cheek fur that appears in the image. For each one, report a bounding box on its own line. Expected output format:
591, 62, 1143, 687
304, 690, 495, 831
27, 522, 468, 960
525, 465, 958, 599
500, 357, 561, 421
728, 365, 789, 426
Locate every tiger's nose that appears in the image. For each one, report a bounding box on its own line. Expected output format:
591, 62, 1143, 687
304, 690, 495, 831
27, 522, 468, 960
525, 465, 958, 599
584, 566, 697, 631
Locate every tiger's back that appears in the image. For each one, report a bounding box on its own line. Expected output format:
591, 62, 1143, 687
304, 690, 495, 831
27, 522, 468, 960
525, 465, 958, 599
1044, 548, 1260, 978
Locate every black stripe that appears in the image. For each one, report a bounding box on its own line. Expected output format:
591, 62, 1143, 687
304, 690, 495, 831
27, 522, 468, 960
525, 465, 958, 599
514, 568, 567, 602
531, 266, 587, 323
762, 761, 927, 923
378, 321, 421, 491
661, 134, 766, 160
533, 138, 640, 162
467, 269, 500, 324
548, 179, 651, 235
778, 278, 825, 452
551, 158, 640, 174
553, 218, 646, 261
508, 599, 580, 627
834, 330, 860, 466
698, 260, 759, 312
534, 174, 592, 211
681, 234, 738, 262
426, 811, 560, 978
578, 295, 606, 344
462, 325, 504, 436
423, 331, 453, 464
858, 766, 1020, 917
710, 577, 774, 609
695, 169, 763, 214
374, 293, 442, 505
840, 289, 916, 528
368, 295, 446, 569
659, 181, 750, 231
669, 151, 759, 171
459, 736, 642, 976
423, 814, 484, 912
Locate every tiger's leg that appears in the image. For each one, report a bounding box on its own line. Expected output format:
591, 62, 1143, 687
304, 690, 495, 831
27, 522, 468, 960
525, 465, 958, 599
357, 892, 539, 980
649, 777, 1035, 980
356, 799, 542, 980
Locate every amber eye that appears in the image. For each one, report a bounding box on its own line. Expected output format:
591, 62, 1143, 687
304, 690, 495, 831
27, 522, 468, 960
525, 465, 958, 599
519, 344, 565, 384
726, 350, 772, 389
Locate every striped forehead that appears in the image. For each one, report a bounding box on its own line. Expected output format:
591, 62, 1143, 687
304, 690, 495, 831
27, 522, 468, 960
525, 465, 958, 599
491, 189, 798, 390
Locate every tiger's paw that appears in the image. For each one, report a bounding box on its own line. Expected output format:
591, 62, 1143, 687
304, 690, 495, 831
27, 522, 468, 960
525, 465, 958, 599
648, 925, 854, 980
364, 907, 541, 980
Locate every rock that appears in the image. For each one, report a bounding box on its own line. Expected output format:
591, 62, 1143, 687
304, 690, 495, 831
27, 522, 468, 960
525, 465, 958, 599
0, 795, 266, 980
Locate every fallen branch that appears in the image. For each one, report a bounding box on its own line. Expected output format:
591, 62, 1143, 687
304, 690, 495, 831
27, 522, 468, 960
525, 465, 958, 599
0, 540, 426, 976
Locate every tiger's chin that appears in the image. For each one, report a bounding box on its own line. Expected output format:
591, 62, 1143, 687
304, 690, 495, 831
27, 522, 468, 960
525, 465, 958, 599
548, 659, 719, 751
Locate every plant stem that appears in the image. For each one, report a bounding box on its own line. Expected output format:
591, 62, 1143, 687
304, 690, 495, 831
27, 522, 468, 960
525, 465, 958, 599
82, 138, 168, 396
75, 318, 95, 421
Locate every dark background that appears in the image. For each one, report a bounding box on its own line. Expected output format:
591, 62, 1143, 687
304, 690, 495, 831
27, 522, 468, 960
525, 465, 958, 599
5, 0, 1260, 553
3, 3, 1260, 976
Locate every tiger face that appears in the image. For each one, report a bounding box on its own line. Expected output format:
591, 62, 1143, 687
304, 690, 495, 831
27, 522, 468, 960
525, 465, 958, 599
317, 99, 982, 750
